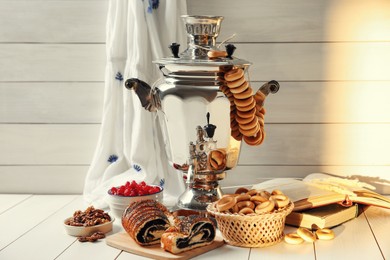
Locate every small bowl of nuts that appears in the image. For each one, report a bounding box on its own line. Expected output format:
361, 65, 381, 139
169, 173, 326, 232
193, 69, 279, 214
206, 188, 294, 248
63, 206, 114, 238
106, 180, 163, 219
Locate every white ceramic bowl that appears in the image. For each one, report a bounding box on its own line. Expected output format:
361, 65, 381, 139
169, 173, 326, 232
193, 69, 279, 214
63, 214, 114, 237
106, 185, 163, 219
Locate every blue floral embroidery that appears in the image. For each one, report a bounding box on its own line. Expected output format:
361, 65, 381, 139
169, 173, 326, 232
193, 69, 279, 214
159, 178, 165, 188
115, 72, 123, 81
107, 154, 118, 163
146, 0, 159, 13
133, 164, 142, 172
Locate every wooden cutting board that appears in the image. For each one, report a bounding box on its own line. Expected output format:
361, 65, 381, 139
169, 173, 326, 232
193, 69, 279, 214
106, 232, 225, 260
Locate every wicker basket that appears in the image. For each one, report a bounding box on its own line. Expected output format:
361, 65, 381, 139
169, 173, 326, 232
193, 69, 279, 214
207, 201, 294, 248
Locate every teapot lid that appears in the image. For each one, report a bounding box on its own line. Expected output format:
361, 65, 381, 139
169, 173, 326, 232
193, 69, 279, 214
153, 15, 251, 68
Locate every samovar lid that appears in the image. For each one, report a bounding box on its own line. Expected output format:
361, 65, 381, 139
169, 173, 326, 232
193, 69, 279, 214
154, 15, 251, 68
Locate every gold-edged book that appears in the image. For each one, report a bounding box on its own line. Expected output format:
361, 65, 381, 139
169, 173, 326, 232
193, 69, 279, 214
285, 203, 359, 229
252, 173, 390, 212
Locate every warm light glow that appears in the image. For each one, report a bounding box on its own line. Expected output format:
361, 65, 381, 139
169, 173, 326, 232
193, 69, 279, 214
326, 1, 390, 41
324, 0, 390, 168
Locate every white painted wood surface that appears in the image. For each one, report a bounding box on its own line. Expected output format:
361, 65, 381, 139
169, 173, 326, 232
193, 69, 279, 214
0, 124, 99, 165
0, 0, 107, 43
0, 82, 104, 123
0, 44, 105, 82
0, 194, 389, 259
0, 0, 390, 193
0, 166, 88, 194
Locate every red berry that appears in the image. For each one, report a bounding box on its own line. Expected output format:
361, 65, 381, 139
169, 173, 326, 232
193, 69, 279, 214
124, 188, 131, 196
152, 187, 160, 194
112, 181, 159, 196
118, 186, 126, 195
110, 187, 118, 195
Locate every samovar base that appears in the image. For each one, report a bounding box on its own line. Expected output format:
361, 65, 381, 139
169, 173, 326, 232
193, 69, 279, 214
177, 185, 223, 211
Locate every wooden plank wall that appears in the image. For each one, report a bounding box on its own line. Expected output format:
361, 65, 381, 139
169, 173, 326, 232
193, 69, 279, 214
1, 0, 390, 194
0, 0, 107, 193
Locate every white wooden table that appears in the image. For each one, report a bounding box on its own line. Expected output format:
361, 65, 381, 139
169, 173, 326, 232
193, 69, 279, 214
0, 194, 389, 260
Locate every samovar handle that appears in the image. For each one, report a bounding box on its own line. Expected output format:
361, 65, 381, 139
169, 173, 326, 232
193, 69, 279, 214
158, 65, 171, 77
125, 78, 161, 112
258, 80, 280, 96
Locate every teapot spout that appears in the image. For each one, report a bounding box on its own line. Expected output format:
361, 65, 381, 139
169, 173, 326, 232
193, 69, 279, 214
125, 78, 161, 112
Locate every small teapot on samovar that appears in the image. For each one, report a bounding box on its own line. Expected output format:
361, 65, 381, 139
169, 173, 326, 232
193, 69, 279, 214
125, 15, 279, 211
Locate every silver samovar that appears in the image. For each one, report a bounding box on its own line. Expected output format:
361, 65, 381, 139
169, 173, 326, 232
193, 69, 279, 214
125, 15, 279, 211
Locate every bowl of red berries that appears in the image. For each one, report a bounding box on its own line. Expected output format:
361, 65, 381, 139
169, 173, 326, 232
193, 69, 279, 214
106, 180, 163, 219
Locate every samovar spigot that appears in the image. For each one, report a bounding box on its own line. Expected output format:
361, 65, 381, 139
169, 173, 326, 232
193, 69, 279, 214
177, 113, 226, 210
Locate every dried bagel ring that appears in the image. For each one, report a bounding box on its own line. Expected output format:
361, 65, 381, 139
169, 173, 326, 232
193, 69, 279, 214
238, 117, 258, 131
230, 118, 239, 130
254, 90, 266, 103
231, 129, 243, 141
235, 187, 249, 194
243, 130, 263, 146
233, 87, 253, 99
208, 49, 227, 59
220, 85, 230, 94
235, 194, 251, 202
217, 196, 236, 212
208, 149, 226, 171
257, 117, 265, 127
259, 106, 266, 115
250, 195, 268, 203
315, 228, 335, 240
219, 65, 233, 72
235, 99, 256, 111
225, 68, 244, 81
231, 203, 239, 213
239, 207, 254, 215
235, 114, 255, 125
227, 77, 246, 89
222, 193, 239, 198
234, 96, 254, 108
297, 227, 317, 242
254, 200, 275, 214
272, 189, 284, 195
259, 190, 271, 199
270, 194, 290, 208
236, 200, 255, 210
209, 158, 219, 170
284, 233, 304, 245
237, 107, 256, 119
230, 82, 249, 94
239, 123, 260, 137
246, 189, 258, 196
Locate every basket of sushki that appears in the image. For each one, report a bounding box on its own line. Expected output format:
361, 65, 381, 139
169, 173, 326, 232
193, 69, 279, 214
206, 187, 294, 248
